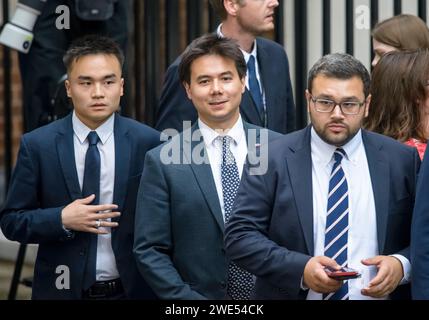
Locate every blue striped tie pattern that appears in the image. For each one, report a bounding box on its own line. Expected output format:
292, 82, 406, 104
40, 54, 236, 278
220, 136, 255, 300
324, 148, 349, 300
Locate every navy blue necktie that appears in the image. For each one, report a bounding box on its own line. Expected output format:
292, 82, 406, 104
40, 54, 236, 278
82, 131, 100, 290
324, 148, 349, 300
220, 136, 254, 300
247, 55, 264, 115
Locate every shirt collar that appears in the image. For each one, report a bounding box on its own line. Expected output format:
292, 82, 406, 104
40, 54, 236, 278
72, 111, 115, 145
310, 126, 363, 166
216, 23, 257, 63
198, 115, 245, 148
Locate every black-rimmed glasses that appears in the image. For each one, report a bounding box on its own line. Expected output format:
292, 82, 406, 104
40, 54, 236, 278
309, 94, 366, 115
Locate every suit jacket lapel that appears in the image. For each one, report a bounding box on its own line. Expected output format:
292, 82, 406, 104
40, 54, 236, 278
362, 131, 389, 253
287, 126, 314, 254
112, 114, 131, 223
241, 90, 263, 126
57, 114, 82, 200
184, 124, 224, 232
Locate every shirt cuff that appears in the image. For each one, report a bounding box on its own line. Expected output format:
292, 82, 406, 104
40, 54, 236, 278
390, 254, 411, 285
62, 225, 74, 239
300, 277, 309, 290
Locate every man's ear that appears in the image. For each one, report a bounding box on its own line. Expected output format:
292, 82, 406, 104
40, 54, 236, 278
305, 89, 311, 113
224, 0, 240, 16
65, 79, 71, 97
183, 82, 192, 100
364, 94, 371, 118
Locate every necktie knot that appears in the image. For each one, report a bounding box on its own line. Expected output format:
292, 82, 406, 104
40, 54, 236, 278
334, 148, 346, 163
219, 135, 235, 165
221, 135, 234, 148
87, 131, 99, 146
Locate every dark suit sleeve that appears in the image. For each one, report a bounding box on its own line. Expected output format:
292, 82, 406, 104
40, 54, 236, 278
155, 61, 198, 133
0, 137, 70, 244
133, 150, 206, 300
411, 147, 429, 299
224, 159, 311, 297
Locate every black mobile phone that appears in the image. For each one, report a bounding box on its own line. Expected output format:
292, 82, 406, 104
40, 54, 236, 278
324, 266, 361, 280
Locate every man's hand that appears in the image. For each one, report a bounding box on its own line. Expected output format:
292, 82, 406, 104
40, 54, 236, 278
303, 256, 343, 293
360, 255, 403, 298
61, 194, 121, 234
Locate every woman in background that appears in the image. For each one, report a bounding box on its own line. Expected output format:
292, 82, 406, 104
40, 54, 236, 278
365, 50, 429, 159
372, 14, 429, 67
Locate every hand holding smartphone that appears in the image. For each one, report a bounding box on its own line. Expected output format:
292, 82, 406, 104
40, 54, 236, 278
324, 266, 361, 280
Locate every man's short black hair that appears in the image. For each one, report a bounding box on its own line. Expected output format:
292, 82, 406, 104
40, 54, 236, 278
179, 33, 246, 85
63, 35, 124, 74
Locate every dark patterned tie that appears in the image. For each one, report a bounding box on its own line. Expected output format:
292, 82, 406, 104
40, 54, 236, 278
82, 131, 100, 290
324, 148, 349, 300
220, 136, 255, 300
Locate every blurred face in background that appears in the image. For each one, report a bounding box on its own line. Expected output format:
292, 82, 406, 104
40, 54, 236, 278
234, 0, 279, 35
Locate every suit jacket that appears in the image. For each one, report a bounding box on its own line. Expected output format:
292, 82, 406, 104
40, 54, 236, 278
0, 113, 161, 299
411, 147, 429, 299
225, 126, 420, 300
133, 121, 282, 299
155, 36, 295, 134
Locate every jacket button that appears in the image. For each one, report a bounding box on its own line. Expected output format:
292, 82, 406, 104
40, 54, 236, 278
221, 282, 226, 289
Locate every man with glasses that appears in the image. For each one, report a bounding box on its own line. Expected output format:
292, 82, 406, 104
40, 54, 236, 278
224, 53, 420, 300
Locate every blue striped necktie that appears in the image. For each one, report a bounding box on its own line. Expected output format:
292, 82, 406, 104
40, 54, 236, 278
324, 148, 349, 300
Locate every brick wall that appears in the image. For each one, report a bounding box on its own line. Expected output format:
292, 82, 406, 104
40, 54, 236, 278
0, 49, 24, 172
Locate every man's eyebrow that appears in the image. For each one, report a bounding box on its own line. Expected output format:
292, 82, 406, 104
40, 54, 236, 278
77, 74, 117, 81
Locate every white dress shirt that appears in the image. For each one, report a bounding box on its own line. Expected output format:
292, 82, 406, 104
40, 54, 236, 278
72, 111, 119, 281
198, 116, 248, 221
306, 127, 410, 300
216, 24, 266, 110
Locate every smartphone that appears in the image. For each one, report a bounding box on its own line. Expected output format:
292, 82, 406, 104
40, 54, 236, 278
324, 266, 361, 280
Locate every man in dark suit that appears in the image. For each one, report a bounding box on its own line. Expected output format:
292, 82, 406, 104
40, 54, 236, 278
0, 35, 160, 299
134, 34, 281, 299
225, 53, 420, 300
411, 148, 429, 299
155, 0, 295, 134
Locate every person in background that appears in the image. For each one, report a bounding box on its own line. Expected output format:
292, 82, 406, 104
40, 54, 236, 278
365, 50, 429, 159
372, 14, 429, 67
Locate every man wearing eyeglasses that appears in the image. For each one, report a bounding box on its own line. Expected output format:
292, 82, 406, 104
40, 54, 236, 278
225, 53, 420, 300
